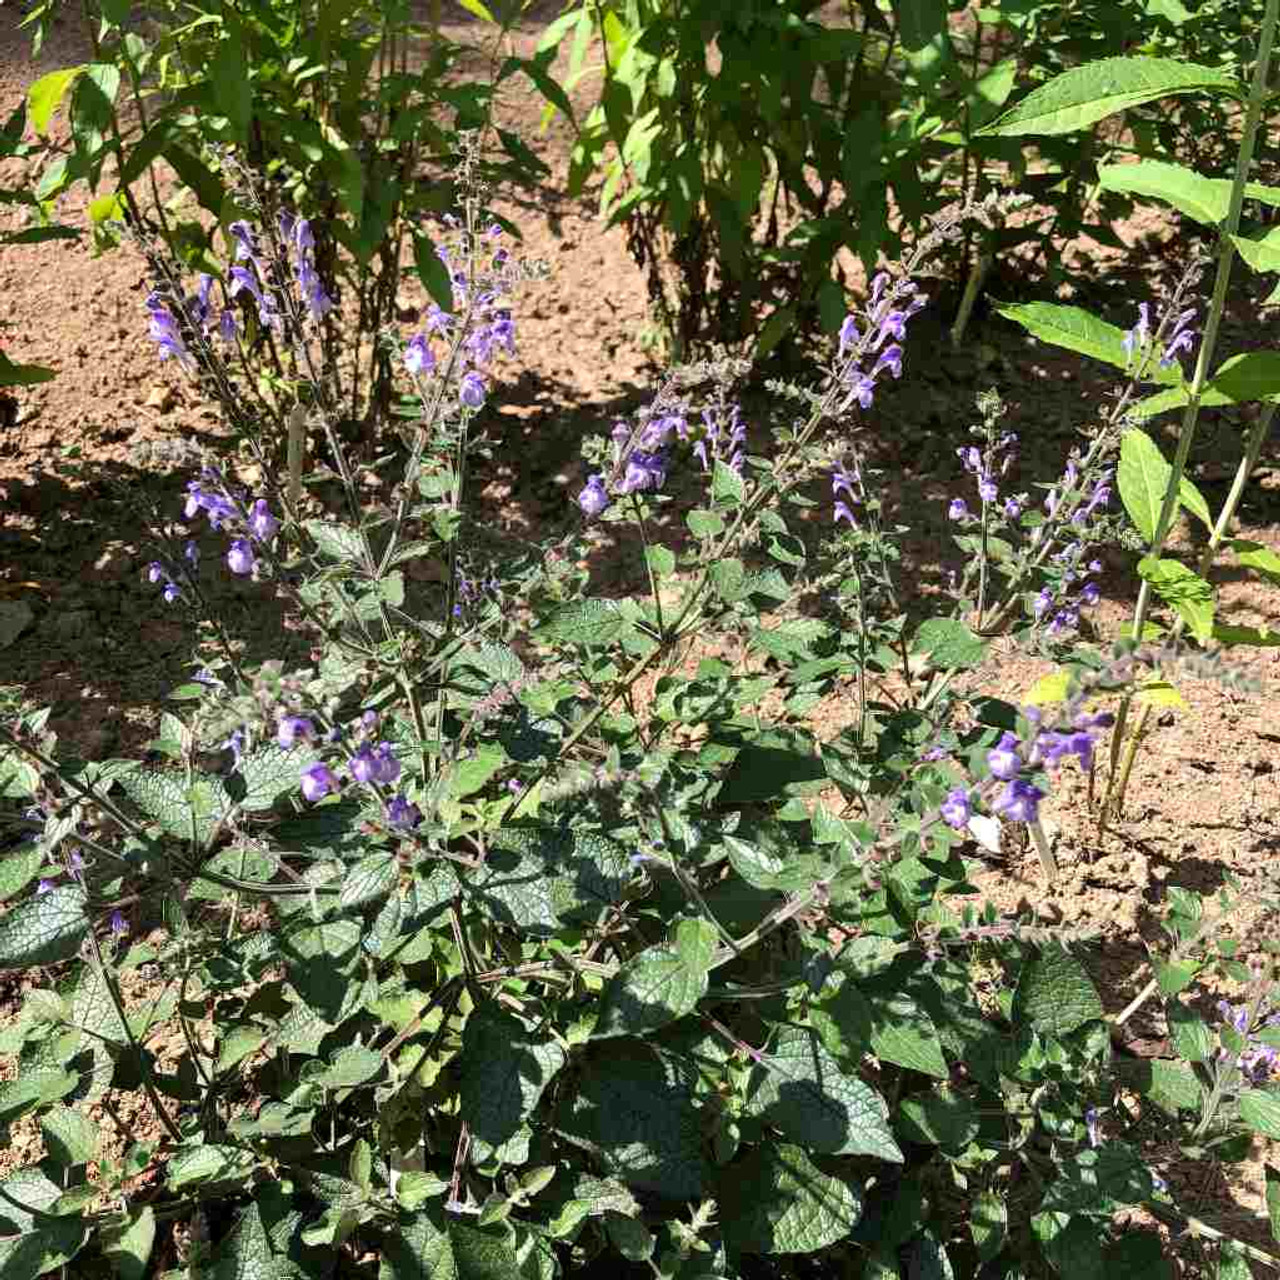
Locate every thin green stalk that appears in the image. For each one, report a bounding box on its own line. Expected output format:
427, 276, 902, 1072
1107, 401, 1277, 819
1105, 0, 1279, 805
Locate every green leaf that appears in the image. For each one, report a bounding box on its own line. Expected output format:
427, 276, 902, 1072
341, 854, 397, 911
1117, 1058, 1202, 1116
167, 1143, 257, 1191
305, 519, 366, 563
811, 970, 874, 1065
280, 919, 363, 1023
1232, 226, 1280, 274
1167, 1000, 1215, 1063
1012, 946, 1103, 1038
997, 303, 1178, 383
977, 57, 1238, 138
1213, 622, 1280, 647
1240, 1087, 1280, 1139
1033, 1210, 1106, 1279
721, 1143, 863, 1255
162, 145, 224, 214
460, 1005, 567, 1150
0, 846, 47, 902
413, 234, 454, 314
970, 1189, 1007, 1263
0, 351, 56, 387
1265, 1165, 1280, 1243
449, 744, 507, 800
747, 1027, 903, 1161
1040, 1142, 1153, 1215
234, 744, 317, 812
211, 33, 252, 144
120, 767, 232, 845
594, 920, 716, 1039
100, 1208, 156, 1280
1229, 539, 1280, 587
1098, 160, 1241, 226
557, 1047, 707, 1198
1137, 557, 1215, 643
1207, 351, 1280, 405
0, 1168, 86, 1275
911, 618, 987, 671
40, 1106, 99, 1166
313, 1046, 383, 1089
535, 599, 635, 647
0, 886, 90, 971
712, 460, 745, 508
867, 995, 949, 1079
1116, 424, 1203, 535
645, 544, 675, 578
210, 1196, 290, 1280
686, 509, 725, 539
28, 66, 85, 134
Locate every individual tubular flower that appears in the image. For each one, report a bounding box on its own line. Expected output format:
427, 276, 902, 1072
385, 795, 422, 829
147, 304, 196, 371
620, 449, 667, 495
404, 333, 435, 376
948, 499, 969, 522
300, 762, 337, 803
371, 742, 400, 785
986, 732, 1022, 781
459, 371, 486, 409
277, 716, 314, 749
993, 778, 1043, 824
226, 539, 256, 576
834, 501, 858, 527
109, 910, 128, 936
218, 309, 239, 344
577, 475, 610, 518
1084, 1107, 1100, 1149
348, 744, 377, 784
940, 787, 971, 831
247, 499, 278, 542
1160, 307, 1197, 368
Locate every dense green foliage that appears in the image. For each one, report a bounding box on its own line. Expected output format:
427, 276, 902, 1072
2, 3, 1280, 1279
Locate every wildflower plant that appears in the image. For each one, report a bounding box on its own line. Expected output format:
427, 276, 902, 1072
5, 49, 1280, 1280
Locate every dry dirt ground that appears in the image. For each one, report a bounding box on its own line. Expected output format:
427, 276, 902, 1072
1, 0, 1279, 1271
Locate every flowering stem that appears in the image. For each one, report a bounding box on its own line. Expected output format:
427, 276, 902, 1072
1106, 0, 1279, 802
630, 494, 666, 637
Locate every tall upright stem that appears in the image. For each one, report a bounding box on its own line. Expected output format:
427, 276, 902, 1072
1105, 0, 1279, 811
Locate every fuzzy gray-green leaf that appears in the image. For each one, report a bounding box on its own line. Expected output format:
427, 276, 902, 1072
1013, 946, 1103, 1038
0, 886, 89, 971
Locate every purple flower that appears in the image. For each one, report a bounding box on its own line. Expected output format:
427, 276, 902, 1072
109, 910, 128, 937
1038, 730, 1094, 772
1081, 582, 1100, 607
147, 561, 164, 584
834, 501, 857, 527
162, 582, 181, 604
993, 779, 1043, 824
184, 540, 199, 565
459, 371, 486, 409
978, 475, 998, 504
404, 333, 435, 375
371, 742, 400, 785
986, 732, 1022, 781
620, 450, 667, 495
277, 716, 314, 749
507, 778, 523, 794
1161, 308, 1197, 368
940, 787, 971, 831
148, 307, 195, 370
1084, 1107, 1100, 1148
222, 729, 245, 763
229, 220, 258, 262
300, 762, 337, 803
348, 745, 377, 784
1033, 588, 1053, 620
1003, 497, 1023, 521
385, 795, 421, 829
247, 499, 278, 542
1122, 302, 1150, 361
838, 315, 860, 355
872, 343, 903, 379
832, 465, 857, 501
578, 475, 610, 518
219, 309, 239, 343
36, 879, 54, 895
958, 447, 982, 474
226, 539, 256, 576
948, 499, 969, 522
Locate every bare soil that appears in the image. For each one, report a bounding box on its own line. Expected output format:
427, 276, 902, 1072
1, 1, 1279, 1269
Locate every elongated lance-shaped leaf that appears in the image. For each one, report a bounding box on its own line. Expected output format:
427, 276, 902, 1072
996, 303, 1181, 384
978, 56, 1238, 137
1098, 160, 1280, 226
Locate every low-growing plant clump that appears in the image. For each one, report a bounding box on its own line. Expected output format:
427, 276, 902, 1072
2, 6, 1280, 1280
